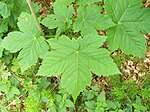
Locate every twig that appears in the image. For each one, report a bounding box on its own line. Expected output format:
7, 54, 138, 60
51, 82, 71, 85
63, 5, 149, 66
5, 94, 24, 108
26, 0, 44, 37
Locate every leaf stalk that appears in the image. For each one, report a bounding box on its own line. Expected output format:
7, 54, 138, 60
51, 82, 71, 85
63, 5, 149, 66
26, 0, 44, 37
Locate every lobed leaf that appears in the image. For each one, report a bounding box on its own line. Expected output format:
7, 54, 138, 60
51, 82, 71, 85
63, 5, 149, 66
105, 0, 149, 57
0, 1, 11, 19
54, 0, 74, 6
37, 35, 120, 101
1, 31, 33, 53
2, 13, 49, 72
76, 0, 102, 5
17, 12, 41, 37
73, 5, 115, 36
41, 5, 74, 37
12, 0, 39, 19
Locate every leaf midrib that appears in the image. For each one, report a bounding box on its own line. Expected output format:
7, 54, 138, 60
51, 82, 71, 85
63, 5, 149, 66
119, 24, 145, 55
118, 0, 134, 23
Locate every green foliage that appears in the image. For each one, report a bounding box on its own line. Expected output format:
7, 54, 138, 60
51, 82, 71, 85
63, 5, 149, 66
24, 91, 42, 112
105, 0, 150, 57
132, 96, 148, 112
12, 0, 39, 19
0, 0, 39, 45
139, 88, 150, 99
73, 5, 115, 36
55, 0, 102, 6
41, 4, 74, 37
0, 0, 39, 19
82, 89, 125, 112
38, 34, 119, 100
0, 38, 3, 58
110, 77, 150, 102
0, 0, 14, 19
54, 0, 74, 6
0, 0, 150, 111
2, 12, 49, 72
76, 0, 102, 5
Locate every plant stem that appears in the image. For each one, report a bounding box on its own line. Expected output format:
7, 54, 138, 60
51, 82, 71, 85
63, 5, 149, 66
5, 94, 24, 108
26, 0, 44, 37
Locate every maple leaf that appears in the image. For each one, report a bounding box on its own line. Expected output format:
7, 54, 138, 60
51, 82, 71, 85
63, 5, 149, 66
41, 4, 74, 37
37, 35, 120, 101
73, 5, 115, 36
1, 12, 49, 72
76, 0, 102, 5
105, 0, 150, 57
54, 0, 74, 6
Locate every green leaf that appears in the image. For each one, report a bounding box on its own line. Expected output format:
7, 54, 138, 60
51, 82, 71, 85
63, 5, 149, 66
86, 91, 94, 100
85, 101, 96, 109
0, 20, 8, 33
0, 32, 3, 37
95, 107, 104, 112
76, 0, 102, 5
48, 107, 57, 112
78, 35, 120, 76
55, 94, 62, 102
0, 83, 8, 93
118, 110, 125, 112
41, 5, 74, 37
38, 77, 50, 89
12, 0, 39, 19
18, 36, 48, 71
2, 13, 49, 72
105, 0, 149, 57
0, 38, 3, 57
58, 107, 66, 112
6, 86, 20, 100
73, 5, 115, 36
55, 0, 74, 6
0, 0, 39, 19
17, 12, 41, 36
37, 34, 120, 101
10, 86, 20, 95
65, 99, 74, 107
97, 91, 106, 102
0, 1, 11, 18
1, 31, 33, 53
